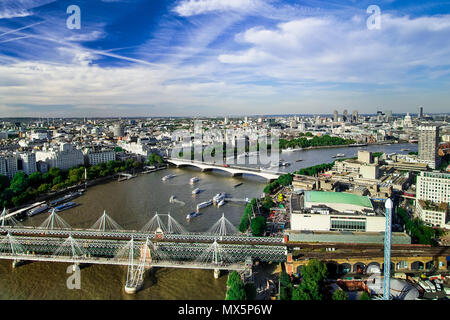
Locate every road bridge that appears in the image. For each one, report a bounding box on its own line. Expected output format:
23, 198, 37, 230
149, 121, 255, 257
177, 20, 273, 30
167, 158, 282, 181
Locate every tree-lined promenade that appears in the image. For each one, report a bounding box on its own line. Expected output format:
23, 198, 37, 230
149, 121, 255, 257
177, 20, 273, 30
0, 153, 164, 209
280, 133, 355, 150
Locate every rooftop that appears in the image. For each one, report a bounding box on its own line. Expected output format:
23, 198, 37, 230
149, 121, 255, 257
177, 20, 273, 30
305, 191, 373, 210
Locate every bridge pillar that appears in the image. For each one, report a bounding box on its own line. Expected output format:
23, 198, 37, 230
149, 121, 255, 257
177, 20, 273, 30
12, 259, 22, 268
214, 268, 220, 279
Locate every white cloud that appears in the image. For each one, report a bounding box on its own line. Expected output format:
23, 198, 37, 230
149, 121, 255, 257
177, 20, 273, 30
217, 14, 450, 84
173, 0, 263, 16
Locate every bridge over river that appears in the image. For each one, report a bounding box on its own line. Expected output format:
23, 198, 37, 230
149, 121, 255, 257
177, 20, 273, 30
166, 158, 283, 181
0, 211, 287, 294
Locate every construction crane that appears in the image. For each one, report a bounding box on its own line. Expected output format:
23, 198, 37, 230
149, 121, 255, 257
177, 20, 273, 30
383, 198, 393, 300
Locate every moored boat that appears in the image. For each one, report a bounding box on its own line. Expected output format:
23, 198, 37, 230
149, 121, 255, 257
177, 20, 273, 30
192, 188, 201, 195
51, 202, 78, 213
196, 199, 213, 211
190, 177, 199, 184
162, 174, 175, 181
186, 212, 200, 220
27, 204, 49, 217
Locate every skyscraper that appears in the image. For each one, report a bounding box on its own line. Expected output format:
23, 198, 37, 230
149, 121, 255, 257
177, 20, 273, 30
418, 106, 423, 119
352, 110, 358, 122
343, 109, 348, 122
418, 125, 441, 169
333, 110, 338, 122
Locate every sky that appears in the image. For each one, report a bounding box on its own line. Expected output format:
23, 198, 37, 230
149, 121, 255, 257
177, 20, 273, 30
0, 0, 449, 117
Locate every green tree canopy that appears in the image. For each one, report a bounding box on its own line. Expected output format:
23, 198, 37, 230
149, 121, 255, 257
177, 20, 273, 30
251, 216, 266, 236
0, 174, 9, 192
359, 291, 370, 300
332, 289, 348, 300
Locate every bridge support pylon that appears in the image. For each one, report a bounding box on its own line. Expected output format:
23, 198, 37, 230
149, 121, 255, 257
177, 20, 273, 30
12, 259, 21, 268
214, 268, 220, 279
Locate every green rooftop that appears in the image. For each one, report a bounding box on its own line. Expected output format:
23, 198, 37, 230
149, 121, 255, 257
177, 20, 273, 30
305, 191, 373, 209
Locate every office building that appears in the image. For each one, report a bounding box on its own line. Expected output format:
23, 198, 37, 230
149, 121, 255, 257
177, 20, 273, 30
418, 125, 441, 169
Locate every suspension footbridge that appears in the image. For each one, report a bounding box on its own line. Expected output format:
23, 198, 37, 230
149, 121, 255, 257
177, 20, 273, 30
0, 209, 287, 294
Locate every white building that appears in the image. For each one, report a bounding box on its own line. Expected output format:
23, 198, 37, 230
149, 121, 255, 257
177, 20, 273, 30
416, 172, 450, 204
36, 143, 84, 171
0, 152, 37, 179
415, 172, 450, 228
290, 191, 385, 232
85, 149, 116, 166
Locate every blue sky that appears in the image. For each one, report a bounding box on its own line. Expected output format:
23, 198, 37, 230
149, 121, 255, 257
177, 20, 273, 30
0, 0, 450, 117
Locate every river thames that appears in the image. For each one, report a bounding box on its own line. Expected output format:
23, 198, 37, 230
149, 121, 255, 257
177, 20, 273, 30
0, 143, 416, 299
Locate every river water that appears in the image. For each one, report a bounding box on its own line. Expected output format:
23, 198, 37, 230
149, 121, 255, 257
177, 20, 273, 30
0, 143, 416, 299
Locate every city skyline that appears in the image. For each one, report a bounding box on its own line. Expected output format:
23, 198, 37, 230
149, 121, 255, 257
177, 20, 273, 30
1, 0, 450, 117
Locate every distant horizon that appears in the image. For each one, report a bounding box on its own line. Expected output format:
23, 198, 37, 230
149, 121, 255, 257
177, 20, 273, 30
1, 1, 450, 116
0, 111, 449, 121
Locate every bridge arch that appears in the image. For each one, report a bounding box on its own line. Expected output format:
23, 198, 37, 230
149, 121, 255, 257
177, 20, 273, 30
338, 263, 352, 275
396, 261, 409, 270
425, 261, 435, 270
353, 262, 366, 273
366, 262, 381, 274
381, 262, 395, 273
411, 261, 424, 270
326, 261, 338, 276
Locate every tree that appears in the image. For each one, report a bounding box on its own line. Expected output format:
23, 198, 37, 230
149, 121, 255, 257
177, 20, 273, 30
10, 172, 29, 194
295, 259, 329, 300
292, 287, 311, 300
148, 153, 163, 165
0, 174, 10, 192
332, 289, 348, 300
225, 272, 246, 300
225, 283, 246, 300
244, 283, 257, 300
279, 270, 292, 300
251, 216, 266, 236
227, 271, 241, 287
359, 291, 370, 300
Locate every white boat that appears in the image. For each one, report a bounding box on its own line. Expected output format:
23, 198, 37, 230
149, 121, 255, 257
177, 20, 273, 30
192, 188, 201, 195
332, 153, 345, 158
162, 174, 175, 181
217, 199, 225, 207
190, 177, 199, 184
169, 195, 176, 203
27, 204, 49, 217
281, 147, 302, 153
196, 199, 213, 211
213, 192, 226, 203
186, 212, 200, 220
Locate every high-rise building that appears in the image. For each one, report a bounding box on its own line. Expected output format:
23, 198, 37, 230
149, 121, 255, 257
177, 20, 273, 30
343, 110, 348, 122
418, 106, 423, 119
352, 110, 358, 122
0, 152, 37, 179
333, 110, 338, 122
113, 123, 124, 137
418, 125, 441, 169
416, 172, 450, 228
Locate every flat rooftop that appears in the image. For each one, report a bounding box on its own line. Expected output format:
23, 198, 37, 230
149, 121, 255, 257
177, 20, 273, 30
305, 191, 373, 210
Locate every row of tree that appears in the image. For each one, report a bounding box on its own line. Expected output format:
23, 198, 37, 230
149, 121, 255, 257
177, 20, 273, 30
263, 173, 293, 194
238, 197, 275, 236
397, 207, 445, 245
0, 158, 143, 208
225, 271, 256, 300
279, 134, 355, 150
280, 259, 370, 300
